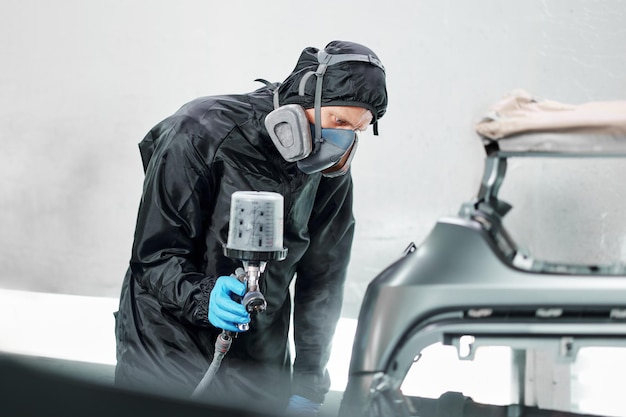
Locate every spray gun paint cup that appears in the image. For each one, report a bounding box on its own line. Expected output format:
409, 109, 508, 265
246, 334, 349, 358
225, 191, 286, 257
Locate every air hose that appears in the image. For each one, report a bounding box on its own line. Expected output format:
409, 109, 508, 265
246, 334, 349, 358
190, 330, 233, 398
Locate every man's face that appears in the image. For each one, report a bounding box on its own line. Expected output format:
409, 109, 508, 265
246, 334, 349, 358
304, 106, 373, 132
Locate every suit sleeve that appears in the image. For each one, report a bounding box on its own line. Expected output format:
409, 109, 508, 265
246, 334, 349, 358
129, 122, 216, 326
292, 173, 356, 403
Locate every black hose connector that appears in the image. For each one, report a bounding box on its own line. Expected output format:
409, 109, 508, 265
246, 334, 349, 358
242, 291, 267, 313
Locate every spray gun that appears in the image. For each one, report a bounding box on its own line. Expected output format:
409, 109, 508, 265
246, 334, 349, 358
191, 191, 287, 398
224, 191, 288, 328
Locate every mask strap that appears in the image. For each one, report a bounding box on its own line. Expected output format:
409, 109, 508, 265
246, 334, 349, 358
316, 51, 385, 72
254, 78, 281, 110
273, 88, 280, 110
313, 62, 328, 145
297, 67, 328, 149
298, 72, 316, 96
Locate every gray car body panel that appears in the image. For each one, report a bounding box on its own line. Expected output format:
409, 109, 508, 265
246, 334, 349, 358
340, 93, 626, 416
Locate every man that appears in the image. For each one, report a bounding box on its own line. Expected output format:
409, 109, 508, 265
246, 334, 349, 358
114, 40, 387, 415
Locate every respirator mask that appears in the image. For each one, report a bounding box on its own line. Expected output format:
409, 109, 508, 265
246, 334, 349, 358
265, 104, 358, 177
265, 49, 384, 177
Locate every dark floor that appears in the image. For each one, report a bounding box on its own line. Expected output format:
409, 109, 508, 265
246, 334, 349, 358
1, 354, 344, 417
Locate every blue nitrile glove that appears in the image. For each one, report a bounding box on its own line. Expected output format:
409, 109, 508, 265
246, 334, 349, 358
286, 395, 322, 416
208, 275, 250, 332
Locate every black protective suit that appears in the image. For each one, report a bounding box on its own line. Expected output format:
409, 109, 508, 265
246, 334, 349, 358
114, 41, 387, 413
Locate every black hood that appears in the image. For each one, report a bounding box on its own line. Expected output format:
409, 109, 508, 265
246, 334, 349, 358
277, 40, 388, 124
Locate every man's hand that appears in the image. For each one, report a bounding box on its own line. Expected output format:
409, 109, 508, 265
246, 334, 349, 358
286, 394, 322, 416
208, 275, 250, 332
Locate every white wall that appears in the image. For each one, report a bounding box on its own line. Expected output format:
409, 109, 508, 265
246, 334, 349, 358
1, 0, 626, 318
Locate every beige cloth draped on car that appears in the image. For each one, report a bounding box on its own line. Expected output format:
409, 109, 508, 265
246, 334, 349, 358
475, 89, 626, 155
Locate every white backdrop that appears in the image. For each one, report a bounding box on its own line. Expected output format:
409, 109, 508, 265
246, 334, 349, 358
2, 0, 626, 319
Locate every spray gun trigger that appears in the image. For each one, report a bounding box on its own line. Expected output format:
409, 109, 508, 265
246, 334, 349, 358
228, 267, 248, 304
234, 267, 246, 282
